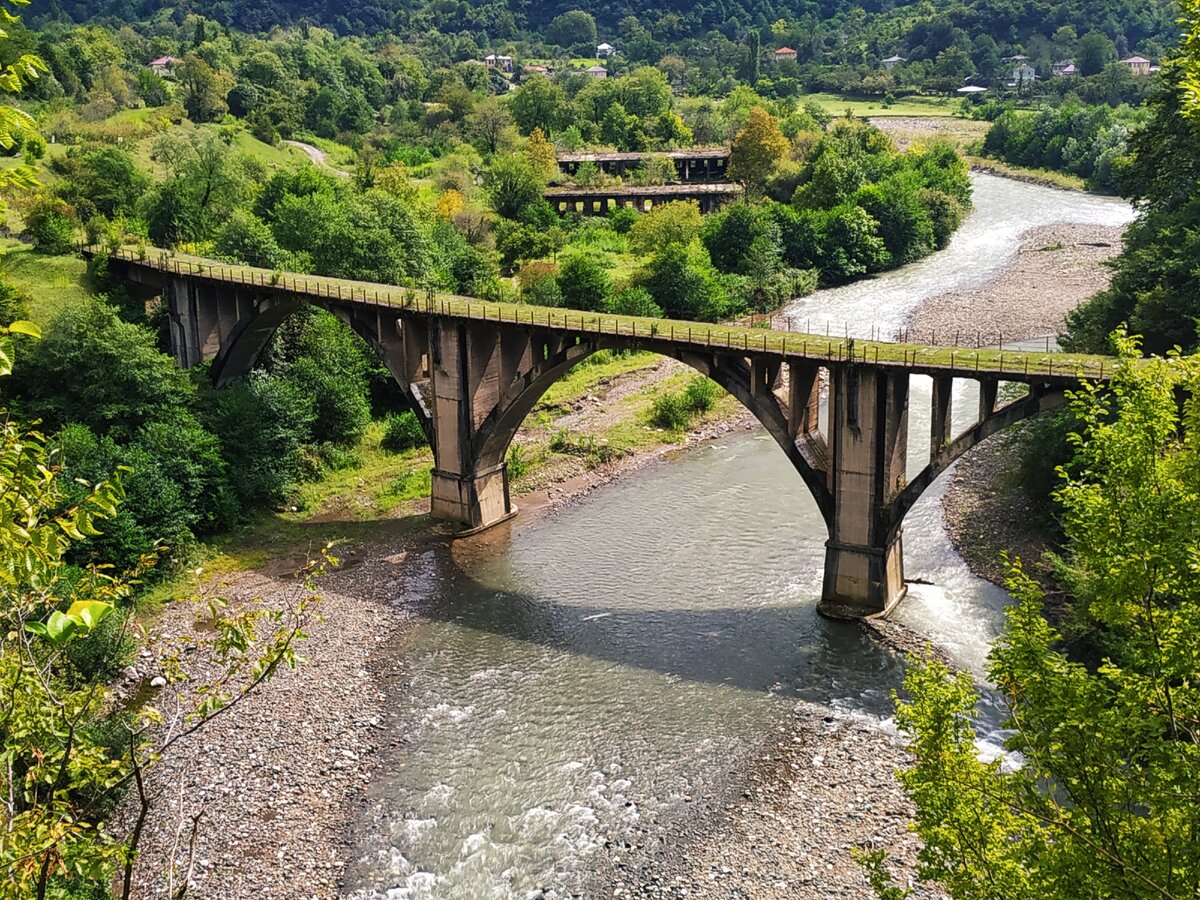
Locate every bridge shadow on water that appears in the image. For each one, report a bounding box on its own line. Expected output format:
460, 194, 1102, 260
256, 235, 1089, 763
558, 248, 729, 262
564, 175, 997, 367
315, 512, 911, 716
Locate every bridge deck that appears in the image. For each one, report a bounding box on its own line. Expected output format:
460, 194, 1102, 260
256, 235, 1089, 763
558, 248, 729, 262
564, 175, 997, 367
107, 246, 1117, 384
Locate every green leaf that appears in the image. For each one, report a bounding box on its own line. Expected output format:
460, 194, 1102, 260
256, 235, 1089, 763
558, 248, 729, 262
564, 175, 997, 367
5, 319, 39, 338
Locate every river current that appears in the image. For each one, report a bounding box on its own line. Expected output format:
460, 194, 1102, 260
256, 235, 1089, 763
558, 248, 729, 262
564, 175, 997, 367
343, 174, 1135, 898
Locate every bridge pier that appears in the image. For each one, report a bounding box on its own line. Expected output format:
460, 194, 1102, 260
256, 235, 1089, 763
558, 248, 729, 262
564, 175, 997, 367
819, 366, 910, 619
427, 319, 518, 531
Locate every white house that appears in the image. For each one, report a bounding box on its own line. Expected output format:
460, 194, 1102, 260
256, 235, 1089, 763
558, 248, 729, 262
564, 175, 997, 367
596, 42, 616, 58
484, 54, 514, 72
1008, 62, 1037, 85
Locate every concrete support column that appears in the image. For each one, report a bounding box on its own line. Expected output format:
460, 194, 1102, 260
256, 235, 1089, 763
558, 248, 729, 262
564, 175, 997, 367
930, 375, 953, 457
167, 278, 241, 369
428, 319, 515, 532
820, 366, 910, 618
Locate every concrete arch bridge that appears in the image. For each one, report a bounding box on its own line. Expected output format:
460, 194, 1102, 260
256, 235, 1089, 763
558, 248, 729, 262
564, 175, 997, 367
103, 247, 1118, 619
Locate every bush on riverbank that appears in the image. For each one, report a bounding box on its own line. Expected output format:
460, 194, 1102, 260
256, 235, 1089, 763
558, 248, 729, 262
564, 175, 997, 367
650, 376, 722, 430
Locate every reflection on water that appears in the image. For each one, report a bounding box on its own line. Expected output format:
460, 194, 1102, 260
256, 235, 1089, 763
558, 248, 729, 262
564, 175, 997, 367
343, 174, 1134, 898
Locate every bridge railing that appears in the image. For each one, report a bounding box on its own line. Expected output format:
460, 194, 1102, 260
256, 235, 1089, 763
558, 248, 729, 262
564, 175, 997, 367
102, 245, 1117, 383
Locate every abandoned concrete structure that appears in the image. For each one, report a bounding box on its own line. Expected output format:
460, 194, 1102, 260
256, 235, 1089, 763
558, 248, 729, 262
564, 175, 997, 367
545, 182, 744, 214
103, 247, 1115, 619
556, 148, 730, 182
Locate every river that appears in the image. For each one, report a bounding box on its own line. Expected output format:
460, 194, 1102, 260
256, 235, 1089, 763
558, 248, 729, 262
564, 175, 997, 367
342, 174, 1135, 899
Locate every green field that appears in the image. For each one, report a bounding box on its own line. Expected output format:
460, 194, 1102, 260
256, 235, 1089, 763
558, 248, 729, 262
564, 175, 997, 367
803, 92, 966, 118
0, 243, 92, 325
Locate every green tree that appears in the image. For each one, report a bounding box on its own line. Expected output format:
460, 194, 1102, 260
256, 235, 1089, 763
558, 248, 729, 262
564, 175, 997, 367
214, 209, 289, 269
71, 147, 148, 219
556, 254, 611, 312
627, 200, 703, 255
469, 96, 516, 156
176, 52, 229, 122
1077, 31, 1118, 77
728, 107, 789, 196
1185, 0, 1200, 121
865, 334, 1200, 900
547, 10, 597, 50
14, 298, 192, 440
818, 204, 888, 282
510, 75, 566, 136
635, 243, 728, 321
22, 194, 76, 254
484, 154, 546, 220
1065, 67, 1200, 355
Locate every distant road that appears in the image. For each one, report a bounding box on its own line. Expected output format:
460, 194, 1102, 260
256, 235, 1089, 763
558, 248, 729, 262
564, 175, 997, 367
282, 139, 352, 178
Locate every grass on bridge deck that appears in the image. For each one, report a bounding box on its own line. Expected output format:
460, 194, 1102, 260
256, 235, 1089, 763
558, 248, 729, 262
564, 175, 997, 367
109, 246, 1119, 383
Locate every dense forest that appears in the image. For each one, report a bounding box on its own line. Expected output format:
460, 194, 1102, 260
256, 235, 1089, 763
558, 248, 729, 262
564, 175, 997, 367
36, 0, 1181, 53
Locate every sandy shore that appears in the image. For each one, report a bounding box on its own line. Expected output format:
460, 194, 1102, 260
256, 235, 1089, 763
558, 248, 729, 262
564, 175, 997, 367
123, 190, 1127, 899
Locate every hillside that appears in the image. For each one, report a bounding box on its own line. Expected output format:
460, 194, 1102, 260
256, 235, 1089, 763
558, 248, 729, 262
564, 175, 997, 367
37, 0, 1182, 51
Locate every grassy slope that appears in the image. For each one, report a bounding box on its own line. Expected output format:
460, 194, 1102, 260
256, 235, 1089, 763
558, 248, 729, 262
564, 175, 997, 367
0, 243, 92, 324
803, 92, 964, 118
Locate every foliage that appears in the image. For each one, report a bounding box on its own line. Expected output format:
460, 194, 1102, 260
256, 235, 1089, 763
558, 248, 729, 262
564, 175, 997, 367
634, 243, 729, 322
556, 254, 610, 312
650, 376, 721, 429
728, 107, 789, 195
1185, 0, 1200, 122
0, 317, 319, 899
626, 200, 702, 256
607, 285, 662, 318
982, 105, 1135, 192
485, 153, 547, 221
381, 410, 427, 453
1065, 68, 1200, 355
868, 334, 1200, 900
24, 194, 77, 254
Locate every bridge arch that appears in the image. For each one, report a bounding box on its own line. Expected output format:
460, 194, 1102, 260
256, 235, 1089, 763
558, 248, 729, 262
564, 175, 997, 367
207, 294, 435, 440
469, 338, 834, 526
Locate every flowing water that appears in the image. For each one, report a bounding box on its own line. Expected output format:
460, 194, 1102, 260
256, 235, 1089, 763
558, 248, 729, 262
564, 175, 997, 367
343, 174, 1136, 898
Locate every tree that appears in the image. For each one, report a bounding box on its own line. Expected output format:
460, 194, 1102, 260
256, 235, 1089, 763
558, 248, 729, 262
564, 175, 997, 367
702, 201, 774, 273
728, 107, 789, 196
627, 200, 703, 256
469, 97, 515, 156
864, 334, 1200, 900
510, 75, 566, 136
547, 10, 597, 50
484, 154, 546, 220
818, 204, 888, 282
1077, 31, 1117, 77
1065, 67, 1200, 355
15, 298, 192, 440
71, 147, 148, 218
1185, 0, 1200, 121
22, 194, 77, 254
523, 127, 558, 180
176, 53, 229, 122
214, 209, 289, 269
634, 243, 728, 321
556, 254, 610, 311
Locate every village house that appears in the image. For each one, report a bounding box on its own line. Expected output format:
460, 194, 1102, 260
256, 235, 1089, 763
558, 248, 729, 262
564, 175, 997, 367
1008, 62, 1038, 85
881, 55, 906, 69
148, 55, 177, 76
524, 64, 550, 75
596, 42, 616, 58
774, 47, 798, 62
484, 54, 514, 72
1052, 59, 1077, 77
1120, 55, 1152, 76
586, 64, 608, 78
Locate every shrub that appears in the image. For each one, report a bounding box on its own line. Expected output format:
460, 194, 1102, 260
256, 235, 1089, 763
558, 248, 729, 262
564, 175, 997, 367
608, 206, 639, 234
0, 275, 30, 325
24, 194, 78, 254
607, 286, 663, 318
382, 410, 427, 453
683, 377, 720, 413
556, 254, 610, 312
287, 357, 371, 446
627, 200, 703, 256
650, 391, 691, 430
507, 444, 530, 480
